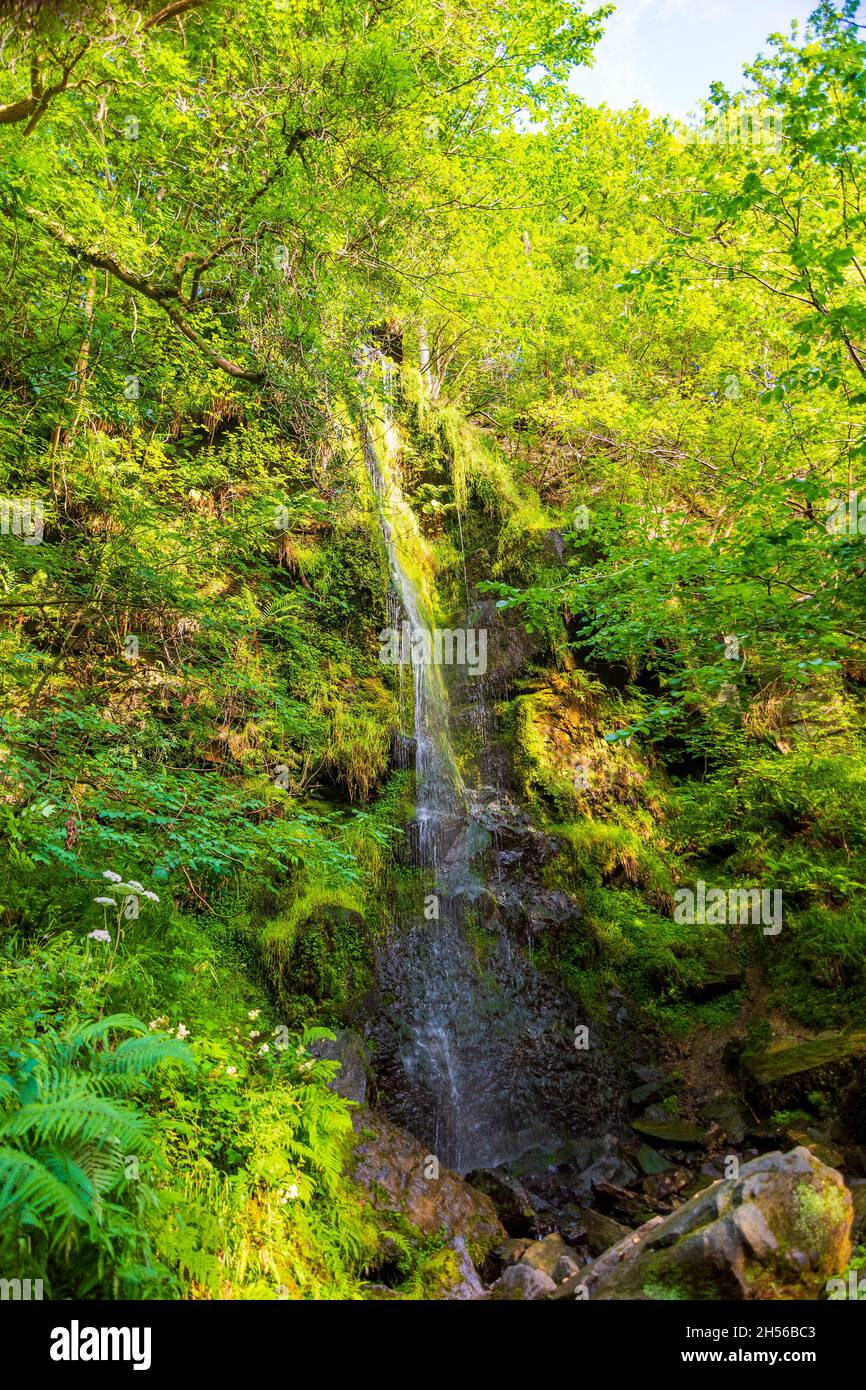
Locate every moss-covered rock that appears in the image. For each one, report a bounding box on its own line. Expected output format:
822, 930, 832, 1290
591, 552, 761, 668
631, 1117, 709, 1146
741, 1029, 866, 1113
349, 1108, 505, 1259
579, 1206, 631, 1256
552, 1147, 852, 1301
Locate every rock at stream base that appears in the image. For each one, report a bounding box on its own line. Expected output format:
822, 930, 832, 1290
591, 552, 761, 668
698, 1091, 752, 1145
350, 1109, 505, 1251
630, 1117, 709, 1146
573, 1147, 639, 1200
448, 1236, 486, 1299
489, 1263, 558, 1300
516, 1232, 577, 1279
552, 1147, 852, 1300
579, 1206, 632, 1256
464, 1168, 537, 1236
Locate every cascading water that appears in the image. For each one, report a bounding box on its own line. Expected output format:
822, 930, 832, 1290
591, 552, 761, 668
361, 359, 590, 1173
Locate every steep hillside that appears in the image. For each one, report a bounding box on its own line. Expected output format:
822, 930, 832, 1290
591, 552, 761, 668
0, 0, 865, 1307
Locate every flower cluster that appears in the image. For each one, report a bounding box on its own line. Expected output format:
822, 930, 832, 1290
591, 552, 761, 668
147, 1016, 190, 1040
92, 868, 161, 909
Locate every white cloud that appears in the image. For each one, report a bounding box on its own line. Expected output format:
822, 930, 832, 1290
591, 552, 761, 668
572, 0, 817, 121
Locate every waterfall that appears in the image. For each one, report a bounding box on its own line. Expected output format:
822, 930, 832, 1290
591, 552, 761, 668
361, 366, 569, 1173
362, 426, 461, 865
362, 407, 470, 1163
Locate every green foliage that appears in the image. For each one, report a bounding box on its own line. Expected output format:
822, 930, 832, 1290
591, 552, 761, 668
0, 1008, 192, 1297
150, 1022, 383, 1299
1, 0, 865, 1305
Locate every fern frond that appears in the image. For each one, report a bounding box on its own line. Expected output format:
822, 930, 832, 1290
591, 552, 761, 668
65, 1014, 149, 1050
0, 1146, 92, 1226
1, 1094, 150, 1151
96, 1035, 194, 1076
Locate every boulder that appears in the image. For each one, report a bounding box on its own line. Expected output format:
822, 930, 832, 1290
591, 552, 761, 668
740, 1030, 866, 1114
574, 1147, 639, 1200
591, 1180, 660, 1227
635, 1143, 671, 1176
641, 1166, 695, 1206
444, 1236, 485, 1300
350, 1109, 505, 1253
517, 1232, 575, 1280
495, 1236, 533, 1267
629, 1078, 676, 1107
490, 1263, 557, 1300
579, 1206, 631, 1256
552, 1147, 852, 1301
464, 1168, 537, 1236
631, 1117, 708, 1147
311, 1028, 370, 1105
698, 1092, 753, 1146
785, 1129, 845, 1170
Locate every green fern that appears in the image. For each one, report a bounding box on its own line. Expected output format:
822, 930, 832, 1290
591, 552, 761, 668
0, 1148, 92, 1226
0, 1013, 194, 1291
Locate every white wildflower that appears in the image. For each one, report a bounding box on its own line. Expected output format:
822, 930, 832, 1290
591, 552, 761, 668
103, 870, 123, 883
93, 896, 117, 906
87, 929, 111, 943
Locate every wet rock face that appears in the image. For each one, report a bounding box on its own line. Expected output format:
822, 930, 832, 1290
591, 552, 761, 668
365, 570, 623, 1178
350, 1108, 505, 1252
553, 1147, 852, 1301
371, 914, 617, 1173
458, 597, 547, 707
464, 785, 578, 934
369, 776, 618, 1174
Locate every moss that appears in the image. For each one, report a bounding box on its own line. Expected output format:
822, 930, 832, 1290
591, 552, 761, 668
261, 882, 371, 1019
794, 1180, 850, 1252
437, 405, 544, 528
318, 677, 399, 801
633, 1247, 734, 1300
743, 1031, 866, 1086
641, 1278, 689, 1300
418, 1245, 463, 1298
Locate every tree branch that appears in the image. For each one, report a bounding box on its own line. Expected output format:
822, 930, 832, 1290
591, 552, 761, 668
143, 0, 209, 31
0, 42, 90, 132
6, 203, 263, 381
